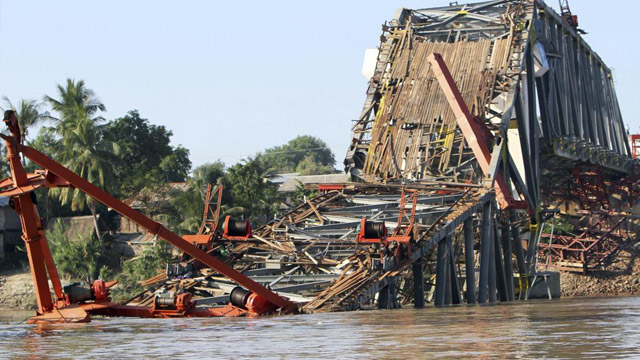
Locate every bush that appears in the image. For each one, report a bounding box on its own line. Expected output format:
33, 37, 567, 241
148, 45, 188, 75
542, 215, 575, 236
47, 219, 103, 283
47, 219, 175, 302
108, 242, 173, 302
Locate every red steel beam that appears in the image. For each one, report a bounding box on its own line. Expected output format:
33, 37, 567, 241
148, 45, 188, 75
427, 52, 522, 210
1, 109, 294, 313
17, 144, 295, 311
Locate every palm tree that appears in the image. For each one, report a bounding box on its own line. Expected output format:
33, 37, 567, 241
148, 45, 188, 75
45, 79, 117, 244
44, 79, 105, 124
1, 97, 51, 140
0, 98, 53, 177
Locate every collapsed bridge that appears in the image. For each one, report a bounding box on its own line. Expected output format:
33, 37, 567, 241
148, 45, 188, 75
8, 0, 640, 323
134, 0, 639, 312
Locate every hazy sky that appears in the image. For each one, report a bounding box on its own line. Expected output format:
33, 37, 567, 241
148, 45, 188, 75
1, 1, 638, 170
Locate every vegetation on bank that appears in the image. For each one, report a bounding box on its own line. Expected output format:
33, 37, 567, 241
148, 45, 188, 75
1, 79, 337, 300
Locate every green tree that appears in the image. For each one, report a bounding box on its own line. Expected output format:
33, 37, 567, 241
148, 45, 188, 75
290, 180, 319, 205
44, 79, 117, 244
45, 79, 106, 124
0, 98, 52, 178
167, 182, 205, 234
47, 219, 104, 283
107, 242, 172, 301
193, 161, 225, 186
295, 154, 335, 175
260, 135, 336, 174
224, 156, 282, 220
103, 110, 191, 196
0, 146, 8, 179
159, 145, 191, 182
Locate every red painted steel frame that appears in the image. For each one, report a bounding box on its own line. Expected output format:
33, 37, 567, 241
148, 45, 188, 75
539, 213, 627, 274
183, 184, 223, 249
427, 53, 526, 211
387, 191, 417, 258
0, 111, 295, 321
197, 184, 223, 238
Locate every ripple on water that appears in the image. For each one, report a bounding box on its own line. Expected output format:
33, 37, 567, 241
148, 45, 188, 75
0, 296, 639, 359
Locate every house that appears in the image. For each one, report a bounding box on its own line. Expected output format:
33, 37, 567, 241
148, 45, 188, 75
0, 197, 24, 263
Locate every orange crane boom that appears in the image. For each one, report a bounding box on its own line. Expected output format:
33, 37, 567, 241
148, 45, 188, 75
0, 110, 296, 323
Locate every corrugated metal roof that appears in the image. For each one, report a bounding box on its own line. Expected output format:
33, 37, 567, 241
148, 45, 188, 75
278, 174, 350, 192
267, 173, 300, 184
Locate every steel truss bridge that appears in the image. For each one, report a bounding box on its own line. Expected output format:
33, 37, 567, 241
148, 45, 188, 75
324, 0, 640, 308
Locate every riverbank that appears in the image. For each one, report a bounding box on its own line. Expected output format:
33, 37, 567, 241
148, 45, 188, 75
561, 246, 640, 297
2, 246, 639, 311
0, 272, 36, 311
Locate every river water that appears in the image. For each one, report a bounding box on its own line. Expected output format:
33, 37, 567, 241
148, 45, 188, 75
0, 296, 639, 359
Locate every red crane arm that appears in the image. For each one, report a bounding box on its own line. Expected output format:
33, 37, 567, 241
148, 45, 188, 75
16, 144, 294, 311
0, 108, 293, 316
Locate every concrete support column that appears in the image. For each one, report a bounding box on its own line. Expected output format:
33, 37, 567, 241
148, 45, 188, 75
488, 219, 497, 303
493, 223, 508, 302
510, 212, 527, 276
449, 241, 462, 305
378, 280, 398, 309
443, 236, 452, 306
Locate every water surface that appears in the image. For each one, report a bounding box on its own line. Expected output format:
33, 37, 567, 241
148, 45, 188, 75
1, 296, 639, 359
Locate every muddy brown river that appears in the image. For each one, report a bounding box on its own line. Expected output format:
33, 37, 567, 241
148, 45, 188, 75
0, 296, 639, 359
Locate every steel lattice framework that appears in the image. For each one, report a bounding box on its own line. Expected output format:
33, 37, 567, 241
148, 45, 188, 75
344, 0, 638, 214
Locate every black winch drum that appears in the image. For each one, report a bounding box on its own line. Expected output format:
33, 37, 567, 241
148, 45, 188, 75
230, 286, 252, 309
227, 219, 249, 236
363, 221, 386, 238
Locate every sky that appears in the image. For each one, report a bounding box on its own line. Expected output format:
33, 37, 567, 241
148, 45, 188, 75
0, 0, 638, 170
